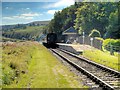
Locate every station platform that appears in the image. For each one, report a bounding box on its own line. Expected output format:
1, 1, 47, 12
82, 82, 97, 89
58, 43, 92, 50
57, 43, 91, 55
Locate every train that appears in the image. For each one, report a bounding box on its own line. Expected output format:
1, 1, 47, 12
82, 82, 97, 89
43, 33, 58, 48
47, 33, 57, 44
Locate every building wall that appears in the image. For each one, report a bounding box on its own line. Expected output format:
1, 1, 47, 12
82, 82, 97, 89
64, 34, 79, 43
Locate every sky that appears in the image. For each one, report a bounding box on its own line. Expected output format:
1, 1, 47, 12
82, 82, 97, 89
1, 0, 75, 25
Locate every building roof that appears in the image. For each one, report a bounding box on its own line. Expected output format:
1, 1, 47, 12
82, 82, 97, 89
62, 27, 78, 35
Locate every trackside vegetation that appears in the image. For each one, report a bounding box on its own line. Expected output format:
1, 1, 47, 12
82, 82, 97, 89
103, 39, 120, 52
2, 42, 87, 88
82, 48, 119, 71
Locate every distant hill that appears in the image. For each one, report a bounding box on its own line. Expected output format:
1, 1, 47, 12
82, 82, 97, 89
1, 20, 50, 31
28, 21, 50, 26
2, 26, 45, 41
2, 20, 50, 41
1, 24, 26, 31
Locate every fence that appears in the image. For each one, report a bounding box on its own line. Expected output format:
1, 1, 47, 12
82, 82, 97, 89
62, 35, 120, 54
104, 44, 120, 55
77, 36, 103, 50
77, 36, 120, 55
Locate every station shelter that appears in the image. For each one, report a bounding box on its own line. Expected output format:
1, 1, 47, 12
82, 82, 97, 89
62, 27, 79, 43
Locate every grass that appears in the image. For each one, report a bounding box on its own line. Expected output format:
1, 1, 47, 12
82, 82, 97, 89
2, 41, 87, 88
2, 37, 25, 42
7, 26, 44, 32
82, 48, 119, 71
0, 43, 2, 88
2, 41, 35, 86
14, 26, 44, 34
3, 26, 44, 40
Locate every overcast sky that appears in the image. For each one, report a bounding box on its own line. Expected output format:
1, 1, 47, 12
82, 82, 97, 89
1, 0, 75, 25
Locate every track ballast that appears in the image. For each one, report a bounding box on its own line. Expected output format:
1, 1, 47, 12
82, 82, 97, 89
51, 48, 120, 90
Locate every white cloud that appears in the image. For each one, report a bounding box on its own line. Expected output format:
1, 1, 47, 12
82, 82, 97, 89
54, 0, 74, 7
47, 10, 60, 15
2, 11, 43, 25
3, 17, 13, 20
2, 15, 34, 25
12, 15, 34, 19
5, 7, 13, 10
26, 8, 30, 10
5, 7, 9, 9
45, 0, 74, 8
3, 12, 42, 20
21, 13, 40, 17
19, 8, 31, 13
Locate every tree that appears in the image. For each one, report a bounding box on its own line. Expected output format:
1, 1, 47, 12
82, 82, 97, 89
104, 10, 119, 39
47, 4, 78, 35
47, 2, 119, 39
74, 2, 118, 37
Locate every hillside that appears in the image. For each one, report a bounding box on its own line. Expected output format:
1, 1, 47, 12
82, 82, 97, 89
2, 26, 45, 41
1, 20, 50, 31
28, 20, 50, 26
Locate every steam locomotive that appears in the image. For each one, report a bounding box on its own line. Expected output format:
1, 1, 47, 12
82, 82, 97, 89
43, 33, 58, 48
47, 33, 57, 44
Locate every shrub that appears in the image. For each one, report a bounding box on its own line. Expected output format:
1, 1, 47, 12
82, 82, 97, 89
2, 67, 16, 85
103, 39, 120, 52
89, 29, 101, 37
95, 37, 104, 41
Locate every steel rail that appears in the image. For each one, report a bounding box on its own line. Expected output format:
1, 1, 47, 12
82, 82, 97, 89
59, 49, 120, 76
51, 49, 120, 90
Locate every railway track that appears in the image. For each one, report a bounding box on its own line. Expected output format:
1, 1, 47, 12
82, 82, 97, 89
50, 48, 120, 90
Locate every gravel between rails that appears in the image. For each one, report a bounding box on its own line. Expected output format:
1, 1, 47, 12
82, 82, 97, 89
51, 48, 120, 90
49, 49, 103, 89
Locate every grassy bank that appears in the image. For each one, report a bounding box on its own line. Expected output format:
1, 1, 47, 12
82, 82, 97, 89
2, 41, 87, 88
2, 37, 25, 42
82, 49, 119, 71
